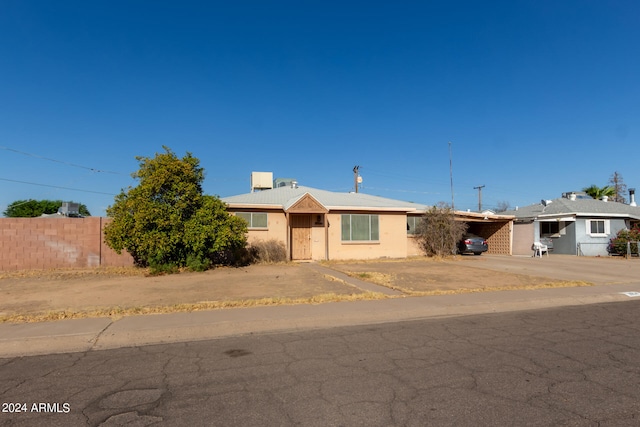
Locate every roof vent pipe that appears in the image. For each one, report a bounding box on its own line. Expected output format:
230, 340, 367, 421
630, 188, 637, 207
602, 195, 609, 202
291, 180, 298, 189
569, 193, 576, 201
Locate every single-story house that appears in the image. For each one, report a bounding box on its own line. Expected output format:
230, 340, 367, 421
222, 184, 513, 260
504, 192, 640, 256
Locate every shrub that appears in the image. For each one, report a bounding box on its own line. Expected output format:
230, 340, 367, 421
608, 226, 640, 256
185, 254, 212, 272
148, 255, 179, 275
211, 247, 256, 267
415, 204, 468, 257
249, 239, 287, 263
103, 147, 247, 272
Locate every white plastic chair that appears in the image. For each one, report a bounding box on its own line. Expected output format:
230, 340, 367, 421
532, 242, 548, 257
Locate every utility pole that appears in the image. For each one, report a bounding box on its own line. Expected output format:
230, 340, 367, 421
353, 165, 360, 193
448, 142, 454, 210
474, 185, 485, 212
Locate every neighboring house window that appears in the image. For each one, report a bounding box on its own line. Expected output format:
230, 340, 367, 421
341, 214, 379, 241
541, 222, 559, 235
540, 221, 566, 237
586, 219, 609, 236
237, 212, 268, 229
407, 216, 420, 235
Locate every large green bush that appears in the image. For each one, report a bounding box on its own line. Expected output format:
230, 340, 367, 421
104, 147, 247, 272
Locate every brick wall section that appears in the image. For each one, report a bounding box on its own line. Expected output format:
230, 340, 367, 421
0, 217, 133, 270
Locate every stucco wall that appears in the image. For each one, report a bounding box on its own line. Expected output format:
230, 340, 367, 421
240, 210, 288, 246
407, 235, 422, 256
0, 217, 133, 270
512, 222, 535, 255
238, 210, 411, 260
327, 211, 408, 260
310, 220, 327, 260
575, 218, 626, 256
552, 221, 576, 255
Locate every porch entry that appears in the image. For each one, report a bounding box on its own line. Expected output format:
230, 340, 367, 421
290, 214, 312, 260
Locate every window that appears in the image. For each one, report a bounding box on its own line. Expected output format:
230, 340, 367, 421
237, 212, 268, 229
407, 216, 420, 235
586, 219, 609, 236
540, 222, 559, 235
591, 221, 604, 234
341, 214, 379, 241
540, 220, 568, 237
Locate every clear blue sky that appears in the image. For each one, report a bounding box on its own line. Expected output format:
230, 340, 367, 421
1, 1, 639, 216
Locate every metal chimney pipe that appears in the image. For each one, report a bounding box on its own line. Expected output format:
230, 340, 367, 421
630, 188, 636, 207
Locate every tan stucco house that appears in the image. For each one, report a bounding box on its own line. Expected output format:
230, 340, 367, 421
222, 184, 513, 261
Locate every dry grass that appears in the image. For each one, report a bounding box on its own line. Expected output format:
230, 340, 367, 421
0, 291, 390, 324
0, 266, 146, 280
345, 271, 395, 287
384, 280, 594, 296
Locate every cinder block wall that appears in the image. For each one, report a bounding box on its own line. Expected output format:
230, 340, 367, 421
0, 217, 133, 270
472, 221, 512, 255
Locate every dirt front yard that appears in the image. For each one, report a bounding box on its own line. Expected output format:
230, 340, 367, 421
0, 264, 366, 321
327, 258, 575, 294
2, 254, 635, 322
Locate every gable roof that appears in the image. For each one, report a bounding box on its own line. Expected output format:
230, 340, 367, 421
222, 185, 429, 213
504, 197, 640, 221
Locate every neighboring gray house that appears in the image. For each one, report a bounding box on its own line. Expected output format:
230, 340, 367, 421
504, 192, 640, 256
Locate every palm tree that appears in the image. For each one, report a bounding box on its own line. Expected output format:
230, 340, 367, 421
582, 185, 615, 200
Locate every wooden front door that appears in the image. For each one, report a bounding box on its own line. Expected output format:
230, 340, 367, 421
291, 214, 312, 260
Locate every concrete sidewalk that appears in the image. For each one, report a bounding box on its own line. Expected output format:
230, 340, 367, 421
2, 281, 640, 358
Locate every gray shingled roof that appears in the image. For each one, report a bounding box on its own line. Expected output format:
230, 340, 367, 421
503, 197, 640, 220
222, 185, 429, 212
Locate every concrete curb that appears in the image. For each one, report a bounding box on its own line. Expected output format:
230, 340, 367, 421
0, 318, 111, 357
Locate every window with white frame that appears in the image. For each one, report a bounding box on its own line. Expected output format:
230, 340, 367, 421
237, 212, 268, 229
341, 214, 379, 241
586, 219, 609, 236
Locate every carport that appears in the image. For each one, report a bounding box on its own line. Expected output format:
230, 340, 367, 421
455, 211, 514, 255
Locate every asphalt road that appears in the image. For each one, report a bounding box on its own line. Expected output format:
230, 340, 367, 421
2, 300, 640, 426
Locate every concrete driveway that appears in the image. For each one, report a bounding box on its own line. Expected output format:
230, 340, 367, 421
465, 254, 640, 285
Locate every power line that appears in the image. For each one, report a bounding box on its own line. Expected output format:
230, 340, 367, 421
0, 178, 117, 195
363, 167, 449, 185
362, 186, 442, 196
0, 145, 127, 175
